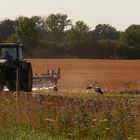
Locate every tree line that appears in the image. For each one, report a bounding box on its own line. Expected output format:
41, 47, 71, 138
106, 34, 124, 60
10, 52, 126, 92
0, 13, 140, 59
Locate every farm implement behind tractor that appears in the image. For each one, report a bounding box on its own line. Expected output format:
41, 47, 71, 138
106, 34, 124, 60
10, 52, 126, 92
0, 43, 60, 92
33, 68, 60, 91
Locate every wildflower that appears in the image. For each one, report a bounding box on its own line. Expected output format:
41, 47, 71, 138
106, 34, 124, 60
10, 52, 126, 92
100, 119, 108, 122
45, 118, 56, 122
92, 119, 97, 122
105, 127, 110, 130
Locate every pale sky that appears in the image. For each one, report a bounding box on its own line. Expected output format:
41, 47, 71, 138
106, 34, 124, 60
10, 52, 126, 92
0, 0, 140, 31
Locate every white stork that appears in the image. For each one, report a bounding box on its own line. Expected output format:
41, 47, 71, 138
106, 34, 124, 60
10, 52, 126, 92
86, 82, 103, 94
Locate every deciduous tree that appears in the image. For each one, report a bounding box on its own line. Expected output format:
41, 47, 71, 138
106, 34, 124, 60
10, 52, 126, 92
65, 21, 90, 57
0, 19, 16, 42
15, 16, 42, 44
94, 24, 120, 40
44, 13, 71, 41
122, 24, 140, 48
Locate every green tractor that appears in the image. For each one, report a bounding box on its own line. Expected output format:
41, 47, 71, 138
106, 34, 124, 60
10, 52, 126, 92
0, 43, 33, 92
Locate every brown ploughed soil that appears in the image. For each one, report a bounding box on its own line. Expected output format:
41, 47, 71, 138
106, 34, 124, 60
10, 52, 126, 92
28, 59, 140, 92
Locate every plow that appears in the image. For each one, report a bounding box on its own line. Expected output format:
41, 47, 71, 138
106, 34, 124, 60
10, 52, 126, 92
0, 43, 61, 92
32, 68, 60, 91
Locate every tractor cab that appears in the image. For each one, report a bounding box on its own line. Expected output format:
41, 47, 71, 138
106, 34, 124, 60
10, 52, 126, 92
0, 43, 23, 61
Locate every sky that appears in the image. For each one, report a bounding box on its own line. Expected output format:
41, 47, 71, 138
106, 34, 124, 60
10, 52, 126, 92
0, 0, 140, 31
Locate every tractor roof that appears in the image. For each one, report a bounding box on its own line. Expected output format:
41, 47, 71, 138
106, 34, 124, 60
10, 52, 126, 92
0, 43, 23, 48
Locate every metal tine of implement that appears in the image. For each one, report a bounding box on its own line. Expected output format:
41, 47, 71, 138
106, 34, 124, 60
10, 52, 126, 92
32, 68, 60, 91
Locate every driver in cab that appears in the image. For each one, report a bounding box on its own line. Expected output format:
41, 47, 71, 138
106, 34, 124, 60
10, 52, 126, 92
4, 51, 14, 66
4, 51, 13, 61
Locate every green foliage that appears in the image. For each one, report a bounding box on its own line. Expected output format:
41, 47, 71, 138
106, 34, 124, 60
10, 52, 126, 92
94, 24, 120, 40
15, 16, 42, 44
65, 21, 90, 57
0, 19, 16, 42
96, 40, 119, 58
65, 21, 89, 45
0, 93, 140, 139
44, 13, 71, 41
6, 33, 19, 43
0, 126, 50, 140
122, 25, 140, 48
1, 15, 140, 59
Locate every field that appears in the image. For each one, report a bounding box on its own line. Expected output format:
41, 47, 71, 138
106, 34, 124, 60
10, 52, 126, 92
29, 59, 140, 93
1, 92, 140, 139
0, 59, 140, 139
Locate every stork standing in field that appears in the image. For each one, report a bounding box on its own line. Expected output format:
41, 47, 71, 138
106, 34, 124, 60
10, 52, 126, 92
86, 82, 104, 94
52, 83, 58, 91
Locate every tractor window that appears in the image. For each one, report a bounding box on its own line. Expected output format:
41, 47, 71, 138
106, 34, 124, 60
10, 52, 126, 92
0, 47, 22, 60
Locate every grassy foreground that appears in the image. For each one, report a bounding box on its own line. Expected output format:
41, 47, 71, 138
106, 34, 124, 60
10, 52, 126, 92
0, 91, 140, 140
